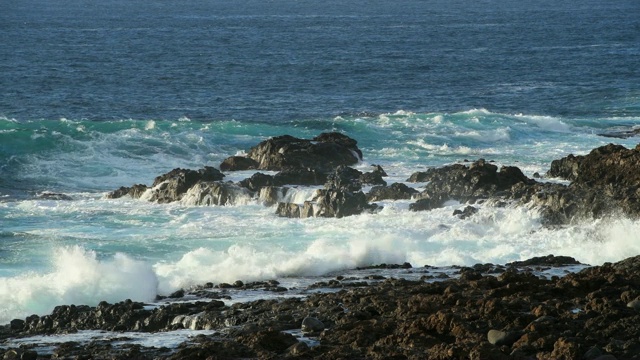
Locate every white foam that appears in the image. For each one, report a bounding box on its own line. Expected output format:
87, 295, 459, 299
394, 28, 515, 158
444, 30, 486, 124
515, 114, 573, 133
0, 246, 158, 324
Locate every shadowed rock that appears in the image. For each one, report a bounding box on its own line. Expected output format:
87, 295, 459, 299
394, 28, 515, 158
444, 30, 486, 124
367, 182, 418, 202
149, 167, 225, 203
220, 132, 362, 171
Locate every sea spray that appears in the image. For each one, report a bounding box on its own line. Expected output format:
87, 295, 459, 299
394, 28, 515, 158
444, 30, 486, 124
0, 246, 157, 324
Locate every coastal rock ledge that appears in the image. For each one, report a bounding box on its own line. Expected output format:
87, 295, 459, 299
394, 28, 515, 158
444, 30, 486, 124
3, 255, 640, 359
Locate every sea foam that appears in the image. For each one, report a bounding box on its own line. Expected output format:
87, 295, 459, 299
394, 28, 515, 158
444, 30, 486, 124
0, 246, 157, 324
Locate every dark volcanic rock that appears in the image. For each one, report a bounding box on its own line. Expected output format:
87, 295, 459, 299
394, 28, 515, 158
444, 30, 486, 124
273, 167, 327, 186
106, 184, 149, 199
221, 132, 362, 171
453, 205, 478, 219
360, 165, 388, 186
597, 127, 640, 139
325, 165, 363, 192
408, 159, 534, 212
237, 172, 275, 192
548, 143, 640, 187
367, 182, 418, 202
547, 154, 583, 181
520, 144, 640, 224
313, 189, 379, 218
149, 167, 225, 203
506, 255, 582, 267
276, 189, 379, 218
219, 156, 259, 171
182, 182, 252, 206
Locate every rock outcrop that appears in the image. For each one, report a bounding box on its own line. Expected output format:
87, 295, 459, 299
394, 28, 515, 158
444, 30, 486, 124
148, 167, 225, 203
219, 132, 362, 171
106, 137, 640, 224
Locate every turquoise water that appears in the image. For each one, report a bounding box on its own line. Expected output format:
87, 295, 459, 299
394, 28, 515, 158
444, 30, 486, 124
3, 111, 640, 324
1, 0, 640, 324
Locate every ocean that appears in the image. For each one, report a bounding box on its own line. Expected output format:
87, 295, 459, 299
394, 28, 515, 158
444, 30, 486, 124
1, 0, 640, 325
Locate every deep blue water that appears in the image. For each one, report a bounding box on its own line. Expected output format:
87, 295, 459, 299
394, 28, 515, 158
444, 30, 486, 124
1, 0, 640, 325
2, 0, 639, 122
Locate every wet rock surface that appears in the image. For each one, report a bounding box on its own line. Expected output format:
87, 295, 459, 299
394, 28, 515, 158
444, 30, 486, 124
3, 255, 640, 359
221, 132, 362, 171
105, 134, 640, 224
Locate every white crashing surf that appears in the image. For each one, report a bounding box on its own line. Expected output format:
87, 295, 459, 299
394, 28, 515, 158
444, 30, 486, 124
0, 246, 157, 325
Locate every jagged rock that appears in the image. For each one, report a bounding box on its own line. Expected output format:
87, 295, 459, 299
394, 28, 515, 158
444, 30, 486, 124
275, 202, 302, 218
149, 167, 225, 203
409, 197, 443, 212
273, 167, 327, 186
367, 182, 418, 202
548, 143, 640, 188
453, 205, 478, 219
181, 182, 252, 206
627, 299, 640, 311
314, 189, 379, 218
409, 159, 534, 211
258, 186, 289, 207
548, 154, 583, 181
219, 156, 259, 171
276, 189, 378, 218
106, 184, 148, 199
5, 255, 640, 359
325, 165, 363, 192
220, 132, 362, 171
238, 172, 275, 191
371, 164, 388, 177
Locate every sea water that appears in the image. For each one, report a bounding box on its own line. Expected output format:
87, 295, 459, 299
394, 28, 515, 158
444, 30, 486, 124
1, 0, 640, 325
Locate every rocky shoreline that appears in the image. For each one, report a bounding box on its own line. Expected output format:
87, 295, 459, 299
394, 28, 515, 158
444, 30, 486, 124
2, 255, 640, 359
4, 133, 640, 359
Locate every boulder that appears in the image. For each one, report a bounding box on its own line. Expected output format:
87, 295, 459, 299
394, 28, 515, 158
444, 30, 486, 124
221, 132, 362, 171
219, 156, 259, 171
453, 205, 478, 219
409, 159, 534, 212
238, 172, 275, 192
276, 189, 379, 218
314, 189, 379, 218
149, 167, 225, 203
325, 165, 363, 192
181, 182, 252, 206
272, 167, 327, 186
360, 165, 388, 186
301, 316, 325, 334
367, 182, 418, 202
106, 184, 148, 199
258, 186, 289, 207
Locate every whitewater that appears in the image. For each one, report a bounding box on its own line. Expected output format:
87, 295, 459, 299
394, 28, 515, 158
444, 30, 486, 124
2, 110, 640, 324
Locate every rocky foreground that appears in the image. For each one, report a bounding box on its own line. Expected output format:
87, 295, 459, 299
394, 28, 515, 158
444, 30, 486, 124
8, 133, 640, 359
2, 255, 640, 359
